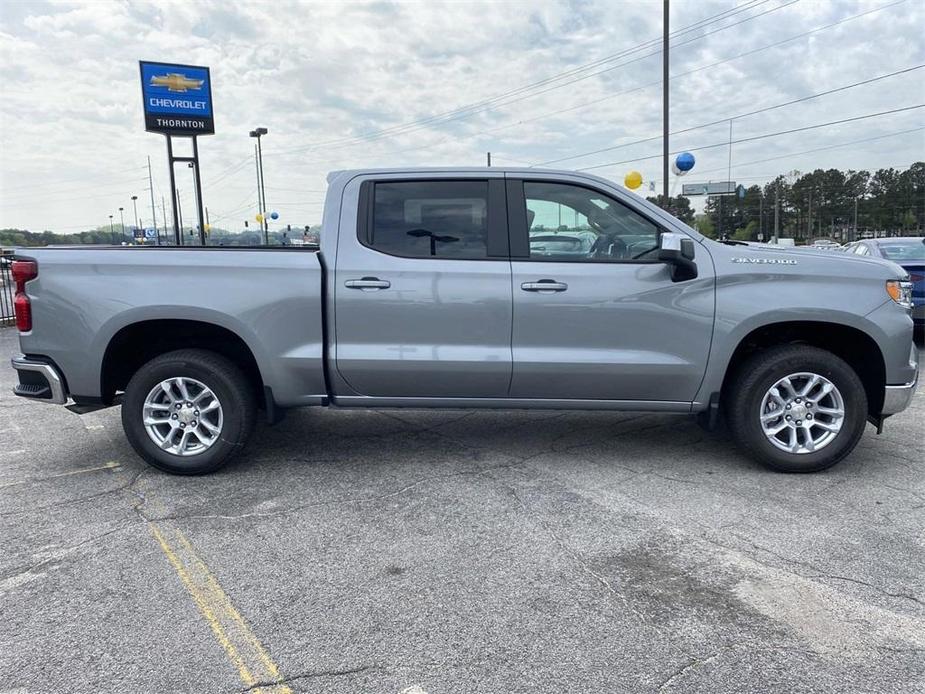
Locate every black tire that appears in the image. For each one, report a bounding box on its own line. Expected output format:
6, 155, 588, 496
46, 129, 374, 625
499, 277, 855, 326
726, 344, 868, 473
121, 349, 256, 475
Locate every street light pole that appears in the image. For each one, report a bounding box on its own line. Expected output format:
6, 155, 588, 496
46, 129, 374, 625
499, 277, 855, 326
249, 127, 269, 245
118, 207, 125, 244
131, 195, 139, 238
109, 215, 115, 245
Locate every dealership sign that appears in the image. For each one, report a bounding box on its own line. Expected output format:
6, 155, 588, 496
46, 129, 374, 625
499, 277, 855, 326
139, 61, 214, 135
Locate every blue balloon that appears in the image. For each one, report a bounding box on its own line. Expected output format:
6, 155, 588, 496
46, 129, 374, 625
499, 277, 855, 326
675, 152, 695, 172
270, 211, 279, 220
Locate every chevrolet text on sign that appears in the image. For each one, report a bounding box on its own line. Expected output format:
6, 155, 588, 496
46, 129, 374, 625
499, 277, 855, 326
139, 61, 214, 136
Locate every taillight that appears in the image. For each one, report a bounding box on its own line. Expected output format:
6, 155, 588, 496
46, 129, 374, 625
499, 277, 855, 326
11, 260, 38, 332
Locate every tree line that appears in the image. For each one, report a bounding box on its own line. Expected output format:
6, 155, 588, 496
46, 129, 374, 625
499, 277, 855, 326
685, 162, 924, 241
3, 163, 922, 247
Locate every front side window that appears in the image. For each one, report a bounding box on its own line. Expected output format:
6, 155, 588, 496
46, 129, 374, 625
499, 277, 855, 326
369, 181, 490, 259
523, 181, 660, 261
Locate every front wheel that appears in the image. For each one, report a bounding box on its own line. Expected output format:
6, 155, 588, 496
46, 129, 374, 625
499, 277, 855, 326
726, 345, 868, 473
121, 349, 256, 475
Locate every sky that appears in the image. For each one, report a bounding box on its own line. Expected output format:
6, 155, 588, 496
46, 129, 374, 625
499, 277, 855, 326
0, 0, 923, 234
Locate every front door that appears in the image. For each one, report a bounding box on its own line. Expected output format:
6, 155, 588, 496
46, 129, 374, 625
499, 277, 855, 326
334, 176, 512, 398
507, 177, 714, 402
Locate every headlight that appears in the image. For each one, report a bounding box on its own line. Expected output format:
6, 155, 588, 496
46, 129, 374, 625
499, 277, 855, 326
886, 280, 914, 309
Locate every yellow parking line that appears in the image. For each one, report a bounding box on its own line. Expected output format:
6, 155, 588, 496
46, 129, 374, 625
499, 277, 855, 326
149, 523, 292, 693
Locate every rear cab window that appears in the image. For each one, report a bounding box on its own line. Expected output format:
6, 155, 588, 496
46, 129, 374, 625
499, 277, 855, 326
360, 179, 507, 259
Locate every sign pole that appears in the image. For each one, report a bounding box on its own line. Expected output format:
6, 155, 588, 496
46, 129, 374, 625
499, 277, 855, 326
192, 136, 207, 245
165, 135, 181, 245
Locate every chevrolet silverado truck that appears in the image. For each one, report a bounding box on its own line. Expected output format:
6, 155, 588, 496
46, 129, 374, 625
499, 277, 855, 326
9, 168, 919, 474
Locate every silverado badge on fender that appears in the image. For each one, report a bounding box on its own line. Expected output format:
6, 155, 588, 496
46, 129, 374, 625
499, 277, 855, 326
731, 257, 798, 264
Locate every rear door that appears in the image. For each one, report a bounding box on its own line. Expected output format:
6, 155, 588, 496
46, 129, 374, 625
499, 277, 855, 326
506, 176, 715, 403
333, 174, 512, 398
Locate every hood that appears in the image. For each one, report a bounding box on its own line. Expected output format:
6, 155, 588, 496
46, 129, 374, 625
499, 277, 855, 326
707, 240, 908, 280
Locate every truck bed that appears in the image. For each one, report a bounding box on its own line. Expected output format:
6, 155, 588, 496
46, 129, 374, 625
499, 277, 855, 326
15, 247, 327, 407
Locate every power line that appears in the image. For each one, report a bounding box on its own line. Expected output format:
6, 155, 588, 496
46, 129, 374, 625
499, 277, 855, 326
0, 179, 150, 206
534, 64, 925, 167
575, 104, 925, 171
268, 0, 801, 155
0, 165, 147, 194
273, 0, 906, 170
271, 0, 774, 152
682, 128, 925, 178
208, 201, 258, 225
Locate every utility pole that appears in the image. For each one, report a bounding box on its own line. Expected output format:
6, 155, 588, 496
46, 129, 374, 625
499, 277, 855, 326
853, 197, 859, 241
487, 152, 491, 167
177, 187, 184, 238
807, 189, 812, 241
773, 185, 780, 244
147, 156, 157, 241
161, 196, 168, 245
759, 192, 763, 240
661, 0, 669, 207
727, 120, 733, 183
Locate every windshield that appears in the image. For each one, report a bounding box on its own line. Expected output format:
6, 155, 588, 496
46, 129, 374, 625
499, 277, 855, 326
878, 241, 925, 261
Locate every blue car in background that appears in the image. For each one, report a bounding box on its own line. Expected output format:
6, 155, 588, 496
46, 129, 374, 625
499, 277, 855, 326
846, 237, 925, 329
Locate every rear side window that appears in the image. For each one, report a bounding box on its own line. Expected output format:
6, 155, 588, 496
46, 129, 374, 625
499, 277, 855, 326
369, 181, 490, 259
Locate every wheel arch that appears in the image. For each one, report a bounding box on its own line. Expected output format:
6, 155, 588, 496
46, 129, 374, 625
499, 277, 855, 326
718, 320, 886, 416
100, 318, 265, 406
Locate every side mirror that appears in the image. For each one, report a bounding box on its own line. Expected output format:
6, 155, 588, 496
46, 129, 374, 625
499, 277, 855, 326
658, 232, 698, 281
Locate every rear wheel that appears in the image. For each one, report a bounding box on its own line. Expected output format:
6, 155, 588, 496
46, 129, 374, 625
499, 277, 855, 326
726, 345, 868, 473
121, 349, 256, 475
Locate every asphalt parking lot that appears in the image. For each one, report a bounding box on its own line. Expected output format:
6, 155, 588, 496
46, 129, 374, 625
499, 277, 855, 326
1, 326, 923, 694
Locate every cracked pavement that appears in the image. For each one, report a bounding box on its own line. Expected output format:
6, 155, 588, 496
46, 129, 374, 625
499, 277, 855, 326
1, 326, 923, 693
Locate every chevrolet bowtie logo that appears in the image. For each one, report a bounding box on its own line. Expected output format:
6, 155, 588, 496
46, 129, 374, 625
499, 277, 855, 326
150, 73, 204, 92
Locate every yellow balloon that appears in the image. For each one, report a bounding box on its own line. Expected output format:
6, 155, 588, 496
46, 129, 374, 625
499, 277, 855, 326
255, 214, 264, 223
624, 171, 643, 190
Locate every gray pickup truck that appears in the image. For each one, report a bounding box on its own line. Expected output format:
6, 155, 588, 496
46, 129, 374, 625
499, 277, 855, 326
9, 167, 919, 474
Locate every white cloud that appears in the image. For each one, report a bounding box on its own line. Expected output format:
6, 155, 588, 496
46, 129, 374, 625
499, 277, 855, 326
0, 0, 923, 233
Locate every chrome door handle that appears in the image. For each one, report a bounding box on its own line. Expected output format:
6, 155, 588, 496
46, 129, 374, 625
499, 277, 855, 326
521, 280, 568, 292
345, 277, 391, 290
